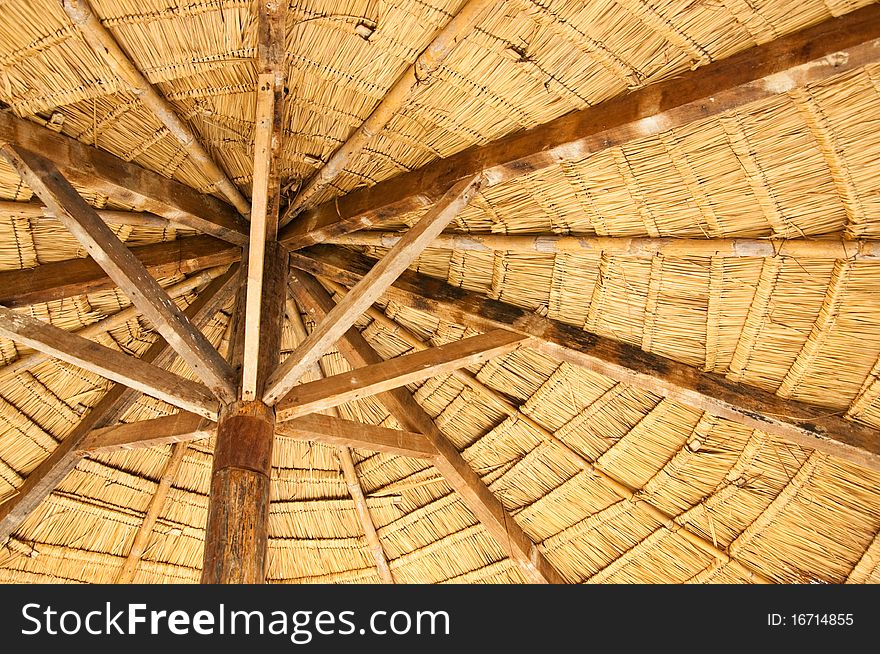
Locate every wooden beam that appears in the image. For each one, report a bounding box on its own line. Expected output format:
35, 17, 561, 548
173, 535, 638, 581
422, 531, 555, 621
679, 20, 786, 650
0, 306, 219, 420
60, 0, 250, 217
279, 5, 880, 250
285, 414, 439, 459
115, 442, 189, 583
0, 112, 247, 243
264, 176, 482, 404
0, 200, 172, 229
276, 329, 528, 421
289, 270, 566, 584
0, 235, 238, 309
3, 145, 237, 402
242, 0, 287, 401
78, 412, 214, 455
282, 0, 494, 220
292, 246, 880, 471
0, 267, 226, 382
329, 231, 880, 261
0, 265, 238, 543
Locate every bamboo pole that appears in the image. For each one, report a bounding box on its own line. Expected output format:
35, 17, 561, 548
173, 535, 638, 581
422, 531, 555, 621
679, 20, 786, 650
61, 0, 250, 216
321, 278, 773, 584
281, 0, 496, 221
328, 231, 880, 261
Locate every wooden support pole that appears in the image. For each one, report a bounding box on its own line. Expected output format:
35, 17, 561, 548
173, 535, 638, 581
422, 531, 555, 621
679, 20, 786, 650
60, 0, 251, 216
292, 246, 880, 472
289, 270, 566, 584
0, 200, 172, 229
329, 231, 880, 261
201, 401, 275, 584
264, 175, 482, 405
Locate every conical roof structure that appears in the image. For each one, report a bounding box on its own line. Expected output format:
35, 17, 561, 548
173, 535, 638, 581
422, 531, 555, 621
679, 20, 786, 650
0, 0, 879, 584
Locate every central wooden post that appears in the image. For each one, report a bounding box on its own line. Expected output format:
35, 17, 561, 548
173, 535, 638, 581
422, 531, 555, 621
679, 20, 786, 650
201, 242, 288, 583
201, 400, 275, 583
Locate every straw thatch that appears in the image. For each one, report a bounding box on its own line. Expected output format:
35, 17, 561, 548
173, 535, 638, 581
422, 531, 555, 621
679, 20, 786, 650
1, 0, 880, 584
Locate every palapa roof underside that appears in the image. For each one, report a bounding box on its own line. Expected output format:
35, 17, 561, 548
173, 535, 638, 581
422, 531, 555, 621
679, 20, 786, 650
1, 0, 880, 584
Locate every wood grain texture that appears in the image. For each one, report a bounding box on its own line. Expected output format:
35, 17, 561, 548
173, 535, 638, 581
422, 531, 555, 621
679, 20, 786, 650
79, 412, 214, 455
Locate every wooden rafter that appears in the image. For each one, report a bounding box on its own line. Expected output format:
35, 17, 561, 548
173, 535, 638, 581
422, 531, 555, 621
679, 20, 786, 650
279, 4, 880, 250
0, 200, 172, 229
290, 246, 880, 472
0, 306, 219, 419
0, 266, 239, 543
264, 175, 482, 405
242, 0, 288, 401
79, 412, 214, 455
330, 231, 880, 261
115, 442, 189, 584
289, 269, 566, 584
60, 0, 250, 217
0, 112, 247, 244
0, 235, 238, 309
2, 145, 237, 403
282, 0, 494, 220
275, 329, 529, 421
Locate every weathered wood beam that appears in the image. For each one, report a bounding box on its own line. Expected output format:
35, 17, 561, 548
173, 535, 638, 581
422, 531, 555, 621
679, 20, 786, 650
242, 0, 287, 401
0, 306, 219, 420
115, 442, 189, 583
3, 146, 237, 402
280, 5, 880, 250
264, 176, 482, 404
0, 112, 247, 244
282, 0, 494, 220
0, 266, 238, 543
291, 246, 880, 472
60, 0, 250, 217
0, 235, 238, 309
0, 266, 226, 381
78, 412, 214, 455
0, 200, 171, 229
289, 270, 566, 584
276, 329, 529, 421
330, 231, 880, 261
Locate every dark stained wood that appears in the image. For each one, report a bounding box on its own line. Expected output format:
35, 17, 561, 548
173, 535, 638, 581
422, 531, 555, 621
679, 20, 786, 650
4, 146, 237, 402
0, 266, 239, 542
264, 176, 481, 405
201, 401, 275, 584
289, 271, 566, 584
79, 412, 214, 455
275, 329, 528, 421
0, 111, 247, 243
291, 246, 880, 471
276, 413, 437, 459
0, 235, 238, 309
0, 306, 219, 419
279, 5, 880, 250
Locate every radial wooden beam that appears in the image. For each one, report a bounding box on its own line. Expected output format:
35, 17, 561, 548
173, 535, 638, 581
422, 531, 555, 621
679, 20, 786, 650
0, 306, 219, 420
264, 175, 482, 405
3, 145, 237, 402
276, 329, 529, 421
279, 5, 880, 250
79, 412, 214, 455
289, 270, 566, 584
282, 0, 494, 220
0, 265, 238, 543
60, 0, 250, 217
115, 442, 189, 583
242, 0, 288, 401
0, 200, 172, 229
291, 246, 880, 472
0, 112, 247, 244
330, 231, 880, 261
0, 235, 238, 309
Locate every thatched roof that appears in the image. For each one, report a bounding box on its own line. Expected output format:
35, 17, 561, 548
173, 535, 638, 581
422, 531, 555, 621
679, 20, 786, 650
1, 0, 879, 584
